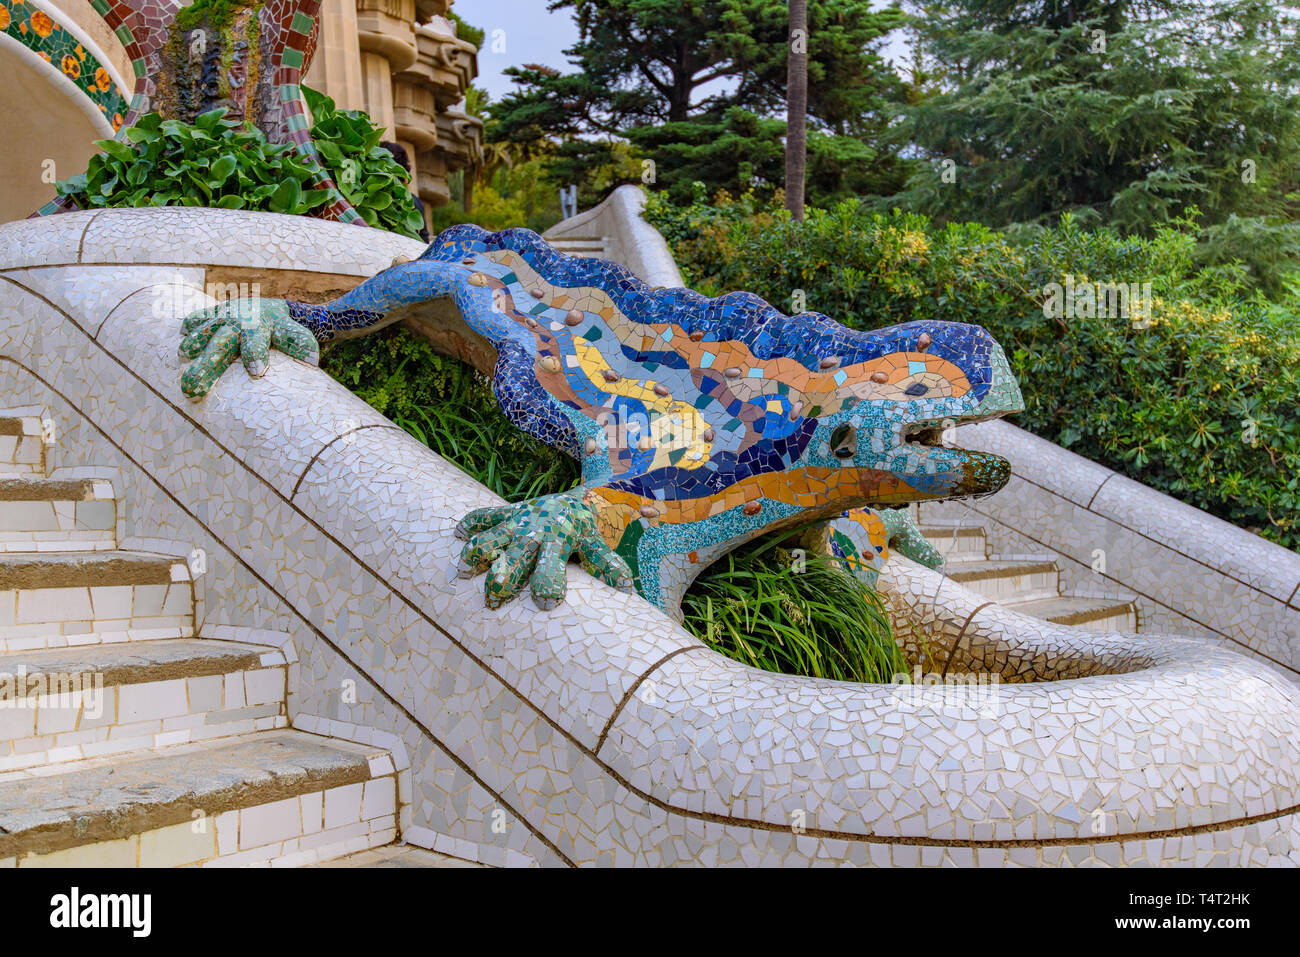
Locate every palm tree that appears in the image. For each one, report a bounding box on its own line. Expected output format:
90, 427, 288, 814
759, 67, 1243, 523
785, 0, 808, 222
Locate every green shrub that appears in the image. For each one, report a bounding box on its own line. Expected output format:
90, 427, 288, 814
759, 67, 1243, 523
57, 109, 335, 215
320, 326, 579, 502
681, 534, 908, 684
646, 189, 1300, 551
57, 90, 425, 241
301, 86, 426, 239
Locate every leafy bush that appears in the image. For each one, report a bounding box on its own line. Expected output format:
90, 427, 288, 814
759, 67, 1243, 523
646, 189, 1300, 551
57, 109, 335, 215
58, 89, 425, 240
322, 325, 907, 680
301, 86, 425, 239
320, 325, 579, 502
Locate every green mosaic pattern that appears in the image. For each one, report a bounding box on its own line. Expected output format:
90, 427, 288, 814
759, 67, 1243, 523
878, 507, 944, 570
179, 297, 319, 397
456, 492, 635, 610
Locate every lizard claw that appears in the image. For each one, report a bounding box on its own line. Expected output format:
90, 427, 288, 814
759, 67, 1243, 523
878, 508, 945, 571
178, 297, 319, 398
455, 492, 635, 610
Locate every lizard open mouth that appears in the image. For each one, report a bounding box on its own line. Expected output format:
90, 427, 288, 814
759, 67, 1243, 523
903, 425, 946, 448
898, 418, 1013, 498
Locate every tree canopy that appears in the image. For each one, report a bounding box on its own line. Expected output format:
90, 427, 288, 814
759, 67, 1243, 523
488, 0, 907, 204
887, 0, 1300, 232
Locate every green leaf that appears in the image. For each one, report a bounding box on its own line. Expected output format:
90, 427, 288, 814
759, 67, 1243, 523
269, 178, 302, 212
209, 154, 238, 185
99, 140, 136, 163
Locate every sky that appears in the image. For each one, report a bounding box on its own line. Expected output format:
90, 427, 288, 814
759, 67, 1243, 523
456, 0, 581, 103
456, 0, 914, 105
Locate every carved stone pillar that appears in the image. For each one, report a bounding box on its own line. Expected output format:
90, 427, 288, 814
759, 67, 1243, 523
405, 16, 478, 210
416, 151, 452, 209
303, 0, 365, 112
393, 80, 439, 153
355, 0, 418, 139
359, 52, 397, 137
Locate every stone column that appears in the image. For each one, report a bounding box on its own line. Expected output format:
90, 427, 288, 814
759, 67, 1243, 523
302, 0, 366, 112
355, 0, 418, 139
409, 16, 479, 210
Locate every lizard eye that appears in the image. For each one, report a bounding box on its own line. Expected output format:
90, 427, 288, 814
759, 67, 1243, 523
830, 423, 857, 459
904, 382, 929, 396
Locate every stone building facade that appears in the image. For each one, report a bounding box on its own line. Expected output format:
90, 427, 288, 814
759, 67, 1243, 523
305, 0, 482, 219
0, 0, 480, 228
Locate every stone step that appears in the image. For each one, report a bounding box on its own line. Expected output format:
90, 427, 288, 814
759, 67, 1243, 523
943, 558, 1061, 603
0, 551, 193, 651
0, 477, 117, 552
313, 843, 485, 868
0, 638, 289, 772
0, 729, 398, 868
554, 249, 607, 259
919, 521, 987, 561
1006, 594, 1139, 633
0, 408, 47, 476
548, 238, 608, 257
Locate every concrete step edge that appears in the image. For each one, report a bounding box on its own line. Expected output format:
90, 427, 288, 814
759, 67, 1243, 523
0, 729, 386, 861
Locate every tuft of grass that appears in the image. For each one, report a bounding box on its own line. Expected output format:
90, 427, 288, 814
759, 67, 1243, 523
324, 328, 906, 682
321, 326, 579, 501
681, 533, 908, 684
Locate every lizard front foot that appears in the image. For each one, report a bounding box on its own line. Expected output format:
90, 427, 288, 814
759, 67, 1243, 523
178, 297, 319, 398
877, 508, 945, 571
454, 491, 635, 610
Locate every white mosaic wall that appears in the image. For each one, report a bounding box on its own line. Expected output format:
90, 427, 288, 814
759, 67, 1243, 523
0, 208, 1296, 866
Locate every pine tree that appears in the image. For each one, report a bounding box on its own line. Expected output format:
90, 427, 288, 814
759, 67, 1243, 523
488, 0, 906, 206
888, 0, 1300, 232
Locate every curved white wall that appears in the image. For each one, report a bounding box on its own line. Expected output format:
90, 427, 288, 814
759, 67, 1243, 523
0, 32, 114, 224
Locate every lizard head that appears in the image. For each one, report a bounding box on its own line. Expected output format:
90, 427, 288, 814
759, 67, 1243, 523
794, 320, 1023, 509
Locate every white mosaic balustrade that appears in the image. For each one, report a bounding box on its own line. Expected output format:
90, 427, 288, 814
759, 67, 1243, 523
921, 421, 1300, 678
0, 208, 1296, 866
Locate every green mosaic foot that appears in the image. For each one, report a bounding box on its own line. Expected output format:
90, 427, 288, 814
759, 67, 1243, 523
454, 491, 635, 610
879, 508, 944, 571
178, 298, 319, 398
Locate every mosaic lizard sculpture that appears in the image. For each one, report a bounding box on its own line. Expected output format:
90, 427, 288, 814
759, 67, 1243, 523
178, 225, 1023, 617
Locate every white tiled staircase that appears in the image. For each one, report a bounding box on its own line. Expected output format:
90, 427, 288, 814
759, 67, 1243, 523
918, 508, 1139, 632
0, 406, 402, 868
545, 235, 609, 259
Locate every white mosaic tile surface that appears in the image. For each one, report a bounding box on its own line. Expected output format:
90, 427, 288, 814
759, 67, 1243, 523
0, 208, 1295, 866
933, 421, 1300, 677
